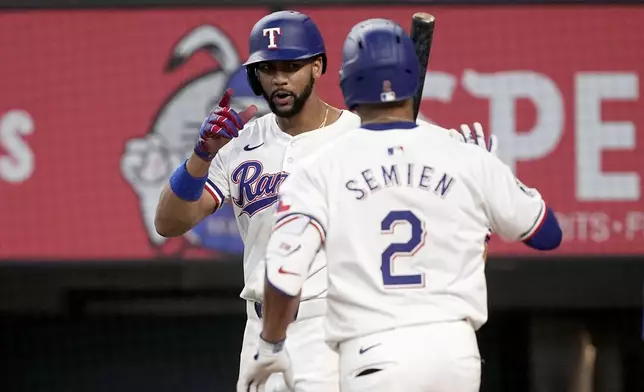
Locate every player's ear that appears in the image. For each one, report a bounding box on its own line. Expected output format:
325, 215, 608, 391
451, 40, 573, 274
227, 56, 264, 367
311, 57, 323, 79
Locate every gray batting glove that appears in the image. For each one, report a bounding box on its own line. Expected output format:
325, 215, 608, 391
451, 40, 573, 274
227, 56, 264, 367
451, 122, 498, 156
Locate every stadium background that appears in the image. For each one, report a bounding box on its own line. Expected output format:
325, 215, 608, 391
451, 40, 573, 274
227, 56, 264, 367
0, 0, 643, 391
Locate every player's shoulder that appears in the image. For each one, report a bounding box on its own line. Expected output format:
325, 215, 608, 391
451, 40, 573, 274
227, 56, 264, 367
416, 121, 477, 152
335, 110, 361, 128
320, 110, 361, 137
216, 113, 275, 157
323, 115, 364, 149
415, 118, 441, 130
413, 121, 503, 174
297, 125, 362, 176
305, 110, 362, 159
448, 136, 509, 180
414, 119, 458, 139
233, 112, 275, 144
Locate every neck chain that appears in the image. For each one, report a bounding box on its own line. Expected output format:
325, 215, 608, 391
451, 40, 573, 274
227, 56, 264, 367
318, 104, 329, 129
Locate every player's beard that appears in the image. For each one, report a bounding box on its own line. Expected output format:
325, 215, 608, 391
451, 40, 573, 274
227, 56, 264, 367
264, 74, 315, 119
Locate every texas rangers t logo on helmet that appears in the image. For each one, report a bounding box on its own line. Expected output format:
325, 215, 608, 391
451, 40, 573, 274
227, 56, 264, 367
263, 27, 282, 49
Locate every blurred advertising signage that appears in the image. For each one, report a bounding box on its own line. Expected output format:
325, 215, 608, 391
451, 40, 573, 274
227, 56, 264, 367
0, 6, 642, 259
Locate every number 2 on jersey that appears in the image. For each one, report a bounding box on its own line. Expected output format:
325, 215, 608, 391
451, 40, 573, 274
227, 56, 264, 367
380, 210, 426, 288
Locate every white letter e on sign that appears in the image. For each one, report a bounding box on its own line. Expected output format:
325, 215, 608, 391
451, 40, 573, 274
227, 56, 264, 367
263, 27, 281, 49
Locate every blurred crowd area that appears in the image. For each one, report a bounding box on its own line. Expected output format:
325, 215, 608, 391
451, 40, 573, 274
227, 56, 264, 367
0, 0, 643, 391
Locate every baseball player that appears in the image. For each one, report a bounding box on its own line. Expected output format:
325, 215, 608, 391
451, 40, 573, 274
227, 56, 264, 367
155, 10, 360, 392
237, 18, 562, 392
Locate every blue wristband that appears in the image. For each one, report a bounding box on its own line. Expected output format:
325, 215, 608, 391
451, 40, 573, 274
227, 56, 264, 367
169, 160, 208, 202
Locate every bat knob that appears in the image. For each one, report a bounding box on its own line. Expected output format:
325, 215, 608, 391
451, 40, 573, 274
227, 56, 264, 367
413, 12, 436, 23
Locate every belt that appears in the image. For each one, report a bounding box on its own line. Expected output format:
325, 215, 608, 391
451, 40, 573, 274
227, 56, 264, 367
247, 298, 327, 322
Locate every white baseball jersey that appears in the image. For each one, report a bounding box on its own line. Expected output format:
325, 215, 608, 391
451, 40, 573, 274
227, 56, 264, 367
204, 110, 361, 303
265, 121, 546, 347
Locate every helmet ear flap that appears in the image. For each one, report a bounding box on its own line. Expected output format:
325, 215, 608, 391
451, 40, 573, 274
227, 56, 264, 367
246, 66, 263, 96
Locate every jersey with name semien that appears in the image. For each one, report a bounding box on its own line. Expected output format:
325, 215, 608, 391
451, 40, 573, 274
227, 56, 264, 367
271, 122, 546, 346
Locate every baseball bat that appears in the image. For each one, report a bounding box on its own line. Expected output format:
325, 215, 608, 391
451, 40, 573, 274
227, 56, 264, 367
409, 12, 436, 121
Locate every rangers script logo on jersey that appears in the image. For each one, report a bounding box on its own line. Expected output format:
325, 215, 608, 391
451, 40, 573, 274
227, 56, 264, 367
232, 160, 289, 216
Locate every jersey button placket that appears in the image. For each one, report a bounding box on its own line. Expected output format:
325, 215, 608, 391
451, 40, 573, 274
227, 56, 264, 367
284, 141, 297, 168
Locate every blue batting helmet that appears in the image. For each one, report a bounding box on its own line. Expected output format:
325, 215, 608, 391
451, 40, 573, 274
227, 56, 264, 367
243, 10, 327, 96
339, 18, 420, 109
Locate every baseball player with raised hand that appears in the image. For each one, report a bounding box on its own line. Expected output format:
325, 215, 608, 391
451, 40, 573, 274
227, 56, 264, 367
155, 10, 362, 392
238, 18, 562, 392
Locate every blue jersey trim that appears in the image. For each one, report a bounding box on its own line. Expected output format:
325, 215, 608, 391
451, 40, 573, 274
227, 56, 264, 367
361, 121, 418, 131
206, 178, 225, 201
